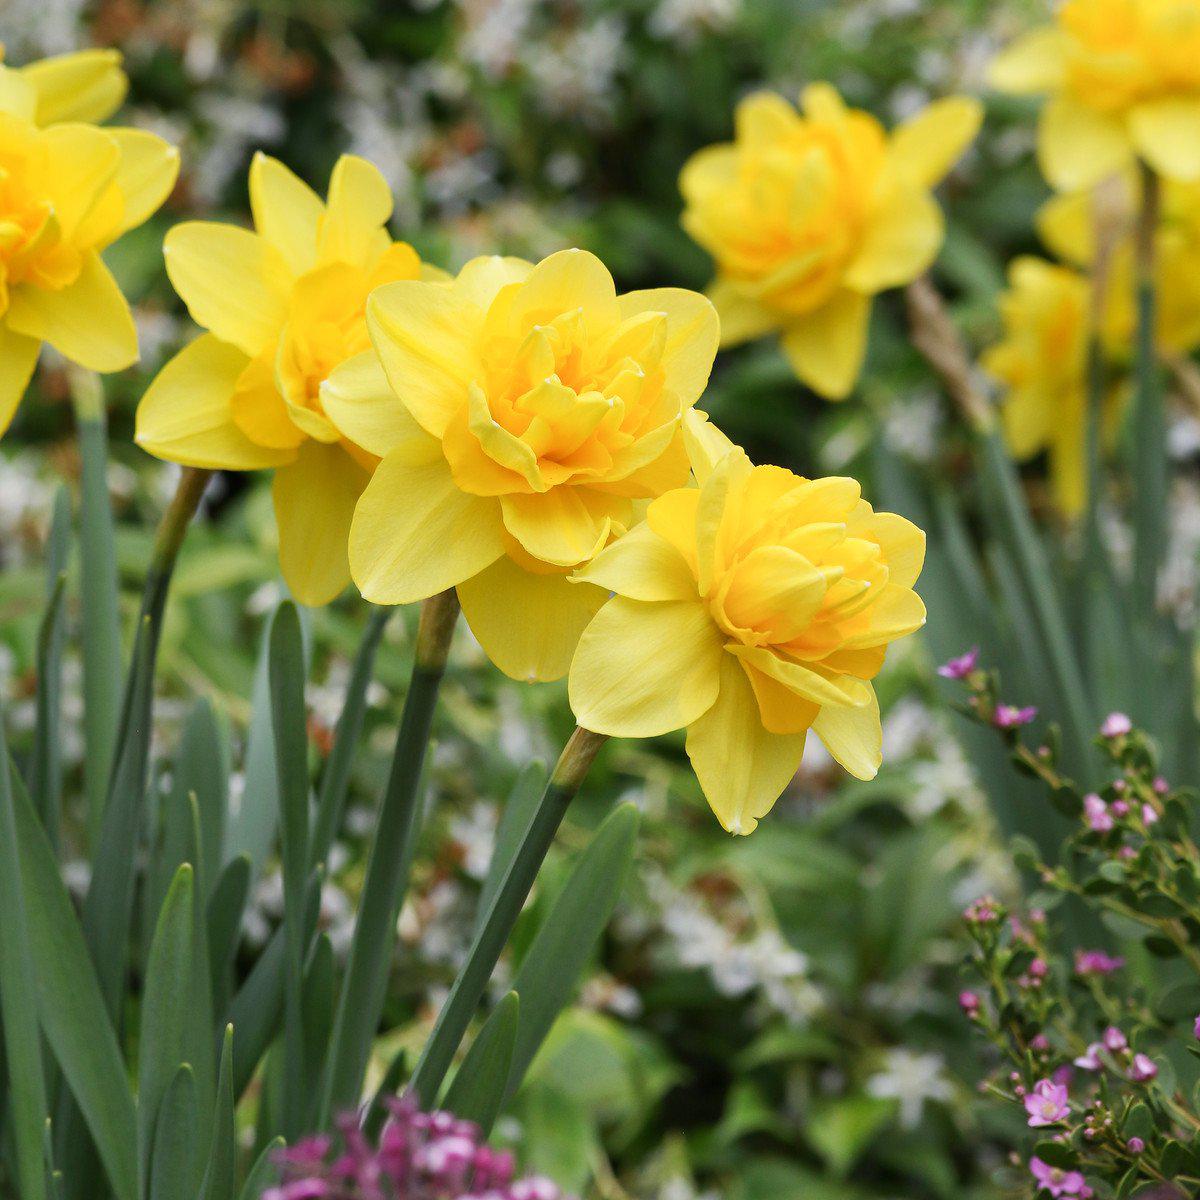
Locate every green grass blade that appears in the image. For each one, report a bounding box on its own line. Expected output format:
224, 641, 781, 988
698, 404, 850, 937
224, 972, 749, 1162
0, 715, 49, 1200
238, 1138, 283, 1200
73, 394, 122, 848
175, 699, 230, 892
474, 763, 546, 937
207, 856, 251, 1023
268, 601, 311, 1140
199, 1027, 236, 1200
148, 1065, 197, 1200
441, 992, 518, 1136
505, 803, 639, 1097
301, 934, 334, 1129
310, 605, 391, 871
9, 760, 137, 1200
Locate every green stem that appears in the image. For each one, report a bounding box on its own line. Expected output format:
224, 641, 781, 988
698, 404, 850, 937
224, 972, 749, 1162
319, 590, 459, 1123
408, 725, 608, 1108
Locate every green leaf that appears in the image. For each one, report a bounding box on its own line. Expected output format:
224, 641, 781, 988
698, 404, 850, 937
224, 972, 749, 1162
805, 1094, 895, 1178
199, 1027, 236, 1200
268, 600, 311, 1140
238, 1138, 283, 1200
442, 992, 519, 1135
504, 805, 639, 1096
207, 855, 251, 1023
301, 934, 334, 1127
475, 763, 547, 936
1032, 1140, 1079, 1169
362, 1048, 407, 1140
0, 732, 49, 1200
148, 1065, 197, 1200
174, 699, 230, 892
9, 762, 137, 1200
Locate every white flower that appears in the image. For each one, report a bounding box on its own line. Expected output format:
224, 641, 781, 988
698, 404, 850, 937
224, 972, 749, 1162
866, 1048, 955, 1129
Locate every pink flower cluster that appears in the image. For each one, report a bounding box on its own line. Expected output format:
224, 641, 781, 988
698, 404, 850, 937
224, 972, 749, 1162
1030, 1157, 1091, 1198
264, 1098, 568, 1200
1073, 949, 1124, 977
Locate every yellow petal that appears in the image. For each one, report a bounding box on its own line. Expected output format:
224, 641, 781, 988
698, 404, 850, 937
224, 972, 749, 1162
728, 644, 873, 709
6, 252, 136, 372
574, 521, 697, 601
741, 660, 819, 735
888, 96, 983, 188
1129, 99, 1200, 183
273, 440, 369, 607
108, 128, 180, 234
1050, 422, 1087, 517
249, 152, 322, 275
812, 688, 882, 780
504, 248, 620, 335
801, 82, 848, 124
500, 487, 630, 567
987, 27, 1065, 95
367, 279, 483, 439
136, 334, 297, 470
682, 408, 737, 483
568, 596, 723, 737
685, 654, 806, 835
39, 124, 120, 240
19, 49, 127, 125
349, 452, 505, 604
1035, 190, 1093, 266
866, 511, 926, 590
320, 350, 440, 461
319, 154, 392, 265
844, 185, 943, 293
164, 222, 290, 356
843, 582, 926, 647
707, 278, 780, 346
458, 557, 607, 683
454, 255, 533, 308
0, 66, 37, 120
0, 323, 40, 436
735, 91, 801, 144
229, 353, 304, 451
1037, 97, 1131, 192
616, 287, 719, 409
779, 290, 871, 400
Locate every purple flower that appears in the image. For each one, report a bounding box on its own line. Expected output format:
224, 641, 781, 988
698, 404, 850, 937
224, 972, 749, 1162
1100, 712, 1132, 738
1128, 1053, 1158, 1082
958, 990, 980, 1015
1194, 1013, 1200, 1040
1073, 949, 1124, 977
1073, 1042, 1103, 1071
1030, 1156, 1090, 1197
1102, 1026, 1127, 1053
1024, 1078, 1070, 1127
1127, 1137, 1145, 1154
1141, 803, 1159, 826
994, 704, 1038, 729
1083, 794, 1113, 833
937, 647, 978, 679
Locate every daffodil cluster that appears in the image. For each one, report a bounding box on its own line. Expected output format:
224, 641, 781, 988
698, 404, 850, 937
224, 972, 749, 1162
0, 45, 178, 432
677, 83, 981, 399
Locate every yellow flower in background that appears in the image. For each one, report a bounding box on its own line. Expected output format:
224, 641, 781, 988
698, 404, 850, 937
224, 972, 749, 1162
568, 443, 926, 834
136, 153, 434, 607
325, 248, 719, 682
0, 46, 178, 433
982, 257, 1124, 516
990, 0, 1200, 190
678, 83, 981, 399
1038, 175, 1200, 354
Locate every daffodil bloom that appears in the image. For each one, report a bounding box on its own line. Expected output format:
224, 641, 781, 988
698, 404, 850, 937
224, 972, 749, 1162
567, 444, 926, 834
0, 45, 178, 433
1038, 174, 1200, 354
990, 0, 1200, 190
982, 256, 1124, 516
678, 83, 981, 399
136, 153, 435, 606
323, 248, 719, 682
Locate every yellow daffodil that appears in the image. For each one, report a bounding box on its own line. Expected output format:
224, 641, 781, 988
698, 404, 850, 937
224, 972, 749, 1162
136, 152, 436, 607
1038, 175, 1200, 353
678, 83, 981, 399
324, 248, 720, 682
982, 256, 1125, 516
990, 0, 1200, 190
567, 442, 926, 834
0, 45, 178, 433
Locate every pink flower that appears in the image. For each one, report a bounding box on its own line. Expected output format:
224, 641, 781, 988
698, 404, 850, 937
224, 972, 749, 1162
958, 991, 980, 1015
1083, 794, 1113, 833
1127, 1137, 1145, 1154
1110, 799, 1129, 817
938, 647, 979, 679
1128, 1054, 1158, 1082
1073, 1043, 1103, 1070
1153, 776, 1169, 795
1030, 1156, 1090, 1197
1141, 803, 1159, 826
994, 704, 1038, 729
1073, 949, 1124, 976
1102, 1026, 1127, 1052
1194, 1013, 1200, 1040
1100, 712, 1132, 737
1024, 1078, 1070, 1127
964, 896, 1000, 925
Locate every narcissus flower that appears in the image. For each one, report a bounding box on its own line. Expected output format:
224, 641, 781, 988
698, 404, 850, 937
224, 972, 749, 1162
567, 445, 926, 834
678, 83, 981, 399
0, 46, 178, 433
990, 0, 1200, 190
136, 153, 434, 606
981, 257, 1124, 516
327, 248, 719, 682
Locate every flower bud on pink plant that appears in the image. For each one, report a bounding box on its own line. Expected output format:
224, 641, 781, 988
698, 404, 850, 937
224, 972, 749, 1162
1083, 794, 1113, 833
1100, 712, 1132, 737
994, 704, 1037, 729
1128, 1054, 1158, 1082
938, 647, 979, 679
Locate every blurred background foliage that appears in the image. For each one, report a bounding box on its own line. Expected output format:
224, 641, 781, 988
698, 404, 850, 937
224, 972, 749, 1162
0, 0, 1167, 1196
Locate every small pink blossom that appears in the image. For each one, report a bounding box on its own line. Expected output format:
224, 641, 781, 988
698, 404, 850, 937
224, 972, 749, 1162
1073, 1043, 1103, 1071
995, 704, 1037, 729
1074, 949, 1124, 977
1128, 1054, 1157, 1082
1153, 776, 1169, 795
1127, 1137, 1145, 1154
1025, 1078, 1070, 1127
1030, 1156, 1090, 1197
1100, 712, 1132, 737
964, 897, 999, 925
1141, 803, 1159, 826
1102, 1026, 1127, 1053
1110, 799, 1129, 817
938, 647, 979, 679
1083, 794, 1113, 833
958, 991, 980, 1015
1194, 1013, 1200, 1040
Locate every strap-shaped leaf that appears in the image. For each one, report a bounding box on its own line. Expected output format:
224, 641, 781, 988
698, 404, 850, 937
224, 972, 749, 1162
174, 699, 230, 892
148, 1065, 197, 1200
301, 934, 334, 1128
238, 1138, 283, 1200
474, 763, 546, 936
0, 726, 49, 1200
506, 803, 639, 1096
199, 1027, 235, 1200
9, 761, 137, 1200
207, 855, 251, 1022
442, 992, 519, 1135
